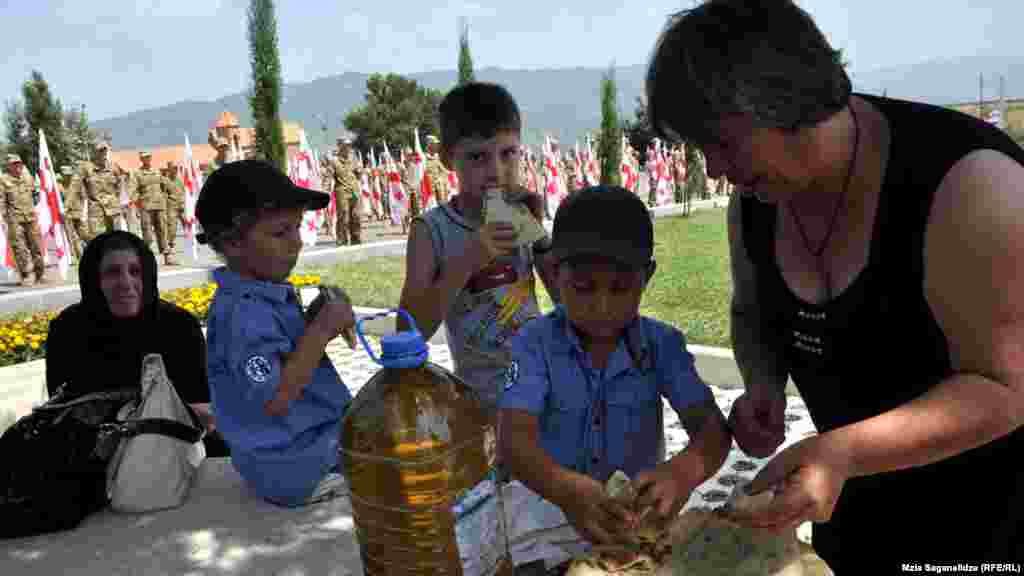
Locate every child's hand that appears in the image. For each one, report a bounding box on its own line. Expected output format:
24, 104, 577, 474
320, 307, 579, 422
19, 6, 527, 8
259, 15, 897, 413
562, 476, 638, 546
469, 222, 519, 270
504, 185, 545, 223
632, 464, 695, 528
310, 297, 357, 350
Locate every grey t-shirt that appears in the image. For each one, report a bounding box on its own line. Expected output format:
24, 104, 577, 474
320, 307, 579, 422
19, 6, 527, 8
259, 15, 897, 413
417, 201, 541, 411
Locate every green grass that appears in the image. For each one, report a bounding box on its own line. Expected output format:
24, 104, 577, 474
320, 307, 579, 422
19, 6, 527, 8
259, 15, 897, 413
303, 207, 733, 348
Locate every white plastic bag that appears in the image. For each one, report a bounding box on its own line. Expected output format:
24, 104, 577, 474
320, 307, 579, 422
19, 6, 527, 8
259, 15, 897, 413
106, 354, 206, 513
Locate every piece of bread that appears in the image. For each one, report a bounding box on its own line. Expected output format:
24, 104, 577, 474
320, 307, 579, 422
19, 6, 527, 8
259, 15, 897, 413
483, 188, 548, 246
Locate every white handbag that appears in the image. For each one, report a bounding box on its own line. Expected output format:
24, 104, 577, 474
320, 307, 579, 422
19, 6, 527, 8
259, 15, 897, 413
105, 353, 206, 513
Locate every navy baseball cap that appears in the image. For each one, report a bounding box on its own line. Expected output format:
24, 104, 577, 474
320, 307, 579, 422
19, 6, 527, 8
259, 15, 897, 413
550, 185, 654, 269
195, 160, 329, 244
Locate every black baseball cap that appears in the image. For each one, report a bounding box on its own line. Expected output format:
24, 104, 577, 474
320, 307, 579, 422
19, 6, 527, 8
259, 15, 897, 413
550, 185, 654, 269
195, 159, 329, 244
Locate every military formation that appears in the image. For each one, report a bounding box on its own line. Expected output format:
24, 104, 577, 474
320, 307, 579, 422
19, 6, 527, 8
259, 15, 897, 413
2, 126, 723, 289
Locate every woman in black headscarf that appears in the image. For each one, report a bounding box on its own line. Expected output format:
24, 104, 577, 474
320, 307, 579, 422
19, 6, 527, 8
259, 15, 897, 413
45, 230, 228, 456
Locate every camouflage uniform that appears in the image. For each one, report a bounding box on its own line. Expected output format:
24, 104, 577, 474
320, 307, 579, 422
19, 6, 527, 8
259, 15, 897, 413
2, 155, 46, 286
59, 166, 86, 261
402, 151, 420, 225
425, 155, 449, 206
564, 155, 579, 198
121, 169, 140, 236
319, 157, 335, 237
162, 164, 186, 259
69, 161, 96, 242
133, 153, 172, 263
672, 148, 687, 204
85, 145, 122, 234
424, 135, 449, 206
331, 139, 361, 245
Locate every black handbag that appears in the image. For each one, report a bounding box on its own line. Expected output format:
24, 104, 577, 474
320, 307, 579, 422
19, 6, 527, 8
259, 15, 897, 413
0, 388, 138, 540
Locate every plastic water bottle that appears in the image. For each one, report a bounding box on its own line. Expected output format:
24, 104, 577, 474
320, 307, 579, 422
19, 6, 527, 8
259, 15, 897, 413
342, 309, 513, 576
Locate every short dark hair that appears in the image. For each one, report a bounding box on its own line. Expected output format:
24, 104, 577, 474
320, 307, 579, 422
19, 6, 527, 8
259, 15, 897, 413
439, 82, 521, 149
646, 0, 851, 145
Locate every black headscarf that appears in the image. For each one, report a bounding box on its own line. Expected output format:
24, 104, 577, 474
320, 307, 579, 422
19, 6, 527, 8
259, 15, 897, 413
77, 230, 161, 332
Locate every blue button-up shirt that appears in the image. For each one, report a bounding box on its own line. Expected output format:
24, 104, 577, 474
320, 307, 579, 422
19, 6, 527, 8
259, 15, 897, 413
500, 307, 711, 483
206, 267, 352, 506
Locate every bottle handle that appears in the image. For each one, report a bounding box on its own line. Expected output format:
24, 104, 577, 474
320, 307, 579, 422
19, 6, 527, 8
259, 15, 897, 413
354, 308, 421, 366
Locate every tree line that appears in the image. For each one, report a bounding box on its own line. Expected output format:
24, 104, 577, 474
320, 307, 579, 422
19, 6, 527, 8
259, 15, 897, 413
3, 70, 100, 175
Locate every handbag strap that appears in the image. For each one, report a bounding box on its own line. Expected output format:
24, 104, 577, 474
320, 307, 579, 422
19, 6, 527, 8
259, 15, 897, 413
104, 417, 204, 444
35, 389, 137, 412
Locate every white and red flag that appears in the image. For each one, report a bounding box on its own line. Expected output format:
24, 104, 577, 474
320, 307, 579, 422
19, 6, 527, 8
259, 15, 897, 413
182, 134, 203, 262
33, 130, 71, 279
382, 141, 406, 226
413, 129, 434, 210
542, 136, 562, 215
289, 132, 320, 246
577, 140, 585, 188
368, 147, 382, 216
621, 135, 637, 193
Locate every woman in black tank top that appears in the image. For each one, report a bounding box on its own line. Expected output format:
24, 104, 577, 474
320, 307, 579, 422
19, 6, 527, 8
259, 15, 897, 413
645, 1, 1024, 570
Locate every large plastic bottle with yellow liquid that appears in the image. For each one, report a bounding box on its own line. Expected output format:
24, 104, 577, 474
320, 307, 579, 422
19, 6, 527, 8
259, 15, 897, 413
342, 309, 513, 576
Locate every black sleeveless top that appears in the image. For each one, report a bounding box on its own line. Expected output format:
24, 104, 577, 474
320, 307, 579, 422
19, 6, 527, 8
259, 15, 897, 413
742, 94, 1024, 565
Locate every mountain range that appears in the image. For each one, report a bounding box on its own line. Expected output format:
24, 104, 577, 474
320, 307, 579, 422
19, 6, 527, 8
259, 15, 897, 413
92, 55, 1024, 151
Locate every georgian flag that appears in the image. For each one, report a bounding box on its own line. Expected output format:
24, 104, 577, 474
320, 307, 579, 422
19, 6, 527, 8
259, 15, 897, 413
182, 134, 202, 262
382, 141, 406, 226
573, 141, 584, 190
413, 129, 434, 210
368, 148, 382, 216
34, 130, 71, 278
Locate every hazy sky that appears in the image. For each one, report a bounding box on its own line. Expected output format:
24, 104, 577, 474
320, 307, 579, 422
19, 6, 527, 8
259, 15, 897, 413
1, 1, 1018, 120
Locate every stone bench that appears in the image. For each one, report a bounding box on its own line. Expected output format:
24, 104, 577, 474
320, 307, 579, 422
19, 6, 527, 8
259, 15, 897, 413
1, 458, 366, 576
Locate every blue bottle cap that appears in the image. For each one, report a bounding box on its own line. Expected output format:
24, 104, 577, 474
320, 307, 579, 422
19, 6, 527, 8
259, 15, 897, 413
355, 309, 429, 369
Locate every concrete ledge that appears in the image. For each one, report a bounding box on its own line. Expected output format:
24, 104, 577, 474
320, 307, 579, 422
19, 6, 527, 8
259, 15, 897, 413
0, 458, 365, 575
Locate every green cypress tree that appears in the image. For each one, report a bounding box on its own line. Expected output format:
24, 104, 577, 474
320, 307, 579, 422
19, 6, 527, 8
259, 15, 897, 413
457, 18, 475, 86
247, 0, 287, 171
20, 71, 69, 170
597, 66, 622, 187
64, 104, 97, 166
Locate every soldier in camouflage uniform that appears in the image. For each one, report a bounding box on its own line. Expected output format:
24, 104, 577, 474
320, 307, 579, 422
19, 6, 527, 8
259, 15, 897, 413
120, 165, 140, 236
85, 142, 122, 234
162, 162, 186, 261
2, 155, 47, 286
133, 151, 174, 265
319, 155, 335, 237
70, 160, 96, 242
401, 148, 420, 233
59, 165, 85, 262
564, 152, 579, 198
331, 137, 361, 245
424, 135, 449, 206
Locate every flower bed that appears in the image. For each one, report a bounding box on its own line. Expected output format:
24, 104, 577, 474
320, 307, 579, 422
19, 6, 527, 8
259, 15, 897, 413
0, 274, 322, 369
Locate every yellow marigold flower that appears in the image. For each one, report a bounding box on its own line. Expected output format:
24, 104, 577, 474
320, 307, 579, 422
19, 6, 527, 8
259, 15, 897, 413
13, 337, 24, 347
30, 342, 39, 350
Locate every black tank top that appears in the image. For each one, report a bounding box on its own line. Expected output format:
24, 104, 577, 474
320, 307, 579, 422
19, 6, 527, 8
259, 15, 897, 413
742, 94, 1024, 566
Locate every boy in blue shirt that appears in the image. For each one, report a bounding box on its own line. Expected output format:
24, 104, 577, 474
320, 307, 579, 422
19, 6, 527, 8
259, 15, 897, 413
196, 160, 357, 507
499, 186, 732, 547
